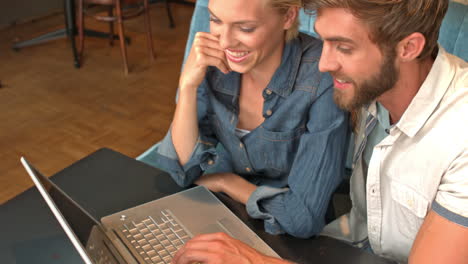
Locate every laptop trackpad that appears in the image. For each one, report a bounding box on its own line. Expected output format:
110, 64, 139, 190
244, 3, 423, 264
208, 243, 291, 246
200, 218, 253, 246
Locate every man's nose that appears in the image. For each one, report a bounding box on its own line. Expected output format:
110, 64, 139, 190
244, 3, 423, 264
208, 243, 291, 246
319, 46, 339, 73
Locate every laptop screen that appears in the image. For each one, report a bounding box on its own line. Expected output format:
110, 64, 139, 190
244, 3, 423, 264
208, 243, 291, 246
22, 158, 123, 264
29, 164, 98, 245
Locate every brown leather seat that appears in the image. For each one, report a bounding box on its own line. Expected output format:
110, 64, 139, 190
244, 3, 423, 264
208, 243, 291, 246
77, 0, 156, 75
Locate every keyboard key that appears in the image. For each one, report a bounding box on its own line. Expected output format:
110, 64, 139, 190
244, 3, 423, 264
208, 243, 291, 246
161, 240, 171, 247
134, 222, 145, 229
173, 240, 183, 247
158, 249, 169, 258
147, 249, 156, 257
175, 230, 187, 238
166, 245, 176, 253
142, 244, 151, 252
151, 228, 162, 235
151, 256, 162, 263
137, 239, 148, 246
163, 255, 172, 263
153, 244, 164, 251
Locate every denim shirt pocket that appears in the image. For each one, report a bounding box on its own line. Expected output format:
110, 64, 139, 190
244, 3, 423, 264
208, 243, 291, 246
256, 124, 306, 174
390, 181, 429, 239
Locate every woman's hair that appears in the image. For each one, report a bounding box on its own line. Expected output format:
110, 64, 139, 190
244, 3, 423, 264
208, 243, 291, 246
303, 0, 449, 59
269, 0, 302, 41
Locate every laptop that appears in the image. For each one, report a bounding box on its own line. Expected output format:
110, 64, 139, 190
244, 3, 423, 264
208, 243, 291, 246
21, 157, 280, 264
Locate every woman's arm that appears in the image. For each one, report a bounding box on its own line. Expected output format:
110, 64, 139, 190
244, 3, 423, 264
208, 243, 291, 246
172, 32, 229, 165
194, 172, 257, 204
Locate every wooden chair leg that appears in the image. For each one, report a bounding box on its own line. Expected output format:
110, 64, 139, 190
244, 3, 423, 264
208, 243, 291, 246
108, 7, 114, 46
165, 0, 175, 28
115, 1, 129, 75
77, 0, 85, 64
144, 0, 155, 61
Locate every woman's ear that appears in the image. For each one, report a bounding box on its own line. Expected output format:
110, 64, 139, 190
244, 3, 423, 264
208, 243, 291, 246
283, 6, 299, 30
396, 32, 426, 62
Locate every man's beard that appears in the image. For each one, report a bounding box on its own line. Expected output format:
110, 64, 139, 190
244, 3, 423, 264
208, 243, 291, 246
333, 52, 399, 111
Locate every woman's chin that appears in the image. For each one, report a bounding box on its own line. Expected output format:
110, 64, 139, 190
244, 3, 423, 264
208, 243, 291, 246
227, 63, 252, 74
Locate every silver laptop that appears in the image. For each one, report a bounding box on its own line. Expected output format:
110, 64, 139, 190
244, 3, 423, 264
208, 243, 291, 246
21, 157, 279, 264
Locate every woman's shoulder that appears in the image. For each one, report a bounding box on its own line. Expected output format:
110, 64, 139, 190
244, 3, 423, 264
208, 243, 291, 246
291, 34, 333, 95
296, 33, 323, 59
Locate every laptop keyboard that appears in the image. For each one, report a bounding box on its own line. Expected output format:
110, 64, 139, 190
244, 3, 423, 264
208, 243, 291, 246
121, 209, 191, 264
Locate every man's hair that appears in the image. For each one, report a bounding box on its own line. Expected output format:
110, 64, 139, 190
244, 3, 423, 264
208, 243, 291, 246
270, 0, 302, 41
303, 0, 449, 59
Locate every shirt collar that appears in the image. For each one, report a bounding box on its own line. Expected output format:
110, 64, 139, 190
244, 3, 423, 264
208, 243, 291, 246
265, 35, 303, 97
396, 46, 455, 137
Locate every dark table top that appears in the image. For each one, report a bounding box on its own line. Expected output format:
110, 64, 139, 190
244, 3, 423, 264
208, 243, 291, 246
0, 148, 393, 264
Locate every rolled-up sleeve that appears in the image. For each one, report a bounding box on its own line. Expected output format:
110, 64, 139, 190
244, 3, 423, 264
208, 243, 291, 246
154, 79, 221, 187
246, 82, 349, 238
434, 149, 468, 226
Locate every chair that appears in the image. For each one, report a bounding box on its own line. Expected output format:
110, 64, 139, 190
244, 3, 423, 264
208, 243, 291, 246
77, 0, 158, 75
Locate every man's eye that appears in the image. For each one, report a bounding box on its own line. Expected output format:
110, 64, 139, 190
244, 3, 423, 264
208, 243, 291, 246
337, 45, 352, 54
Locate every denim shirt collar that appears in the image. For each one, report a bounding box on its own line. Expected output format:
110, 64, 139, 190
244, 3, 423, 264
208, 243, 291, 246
266, 37, 301, 97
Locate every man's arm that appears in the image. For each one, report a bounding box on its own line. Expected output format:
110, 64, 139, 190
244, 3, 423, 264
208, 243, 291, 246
409, 209, 468, 264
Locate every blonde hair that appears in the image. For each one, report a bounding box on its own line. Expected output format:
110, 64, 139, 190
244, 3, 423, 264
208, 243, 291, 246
303, 0, 449, 59
270, 0, 302, 41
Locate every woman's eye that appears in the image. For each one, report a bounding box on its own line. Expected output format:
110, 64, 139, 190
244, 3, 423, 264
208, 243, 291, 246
239, 27, 256, 33
209, 16, 221, 24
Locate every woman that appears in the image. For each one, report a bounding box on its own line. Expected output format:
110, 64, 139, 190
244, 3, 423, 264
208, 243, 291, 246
153, 0, 348, 238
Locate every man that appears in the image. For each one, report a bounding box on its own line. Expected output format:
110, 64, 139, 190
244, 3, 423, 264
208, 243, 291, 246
171, 0, 468, 263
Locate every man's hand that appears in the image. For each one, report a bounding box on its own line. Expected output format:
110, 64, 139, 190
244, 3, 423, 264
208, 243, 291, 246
171, 232, 291, 264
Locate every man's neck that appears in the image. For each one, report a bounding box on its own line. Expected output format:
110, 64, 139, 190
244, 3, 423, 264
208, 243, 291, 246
377, 57, 435, 124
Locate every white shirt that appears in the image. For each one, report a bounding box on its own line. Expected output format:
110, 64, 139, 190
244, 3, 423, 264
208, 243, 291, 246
322, 47, 468, 262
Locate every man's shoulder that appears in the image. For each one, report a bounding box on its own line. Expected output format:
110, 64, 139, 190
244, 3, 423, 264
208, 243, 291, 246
442, 50, 468, 89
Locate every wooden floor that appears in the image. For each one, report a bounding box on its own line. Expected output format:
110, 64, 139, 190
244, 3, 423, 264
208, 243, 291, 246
0, 3, 194, 204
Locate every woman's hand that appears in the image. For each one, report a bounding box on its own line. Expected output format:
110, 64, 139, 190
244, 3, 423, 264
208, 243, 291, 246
194, 173, 256, 204
194, 172, 232, 192
171, 233, 292, 264
179, 32, 230, 92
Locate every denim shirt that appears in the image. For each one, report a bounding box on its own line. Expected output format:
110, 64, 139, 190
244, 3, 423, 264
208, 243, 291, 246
155, 33, 349, 238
